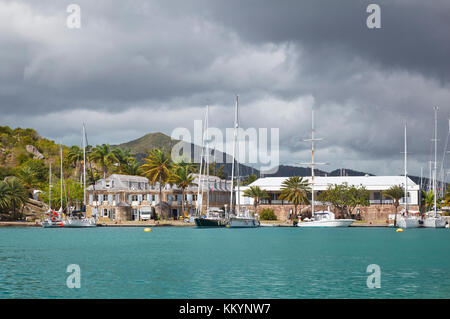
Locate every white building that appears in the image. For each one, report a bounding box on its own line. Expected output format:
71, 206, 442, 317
237, 176, 420, 206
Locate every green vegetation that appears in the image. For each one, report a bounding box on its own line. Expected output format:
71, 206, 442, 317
444, 189, 450, 207
169, 161, 197, 219
116, 132, 178, 156
278, 176, 310, 219
243, 186, 268, 212
383, 185, 404, 227
259, 208, 277, 220
242, 174, 258, 186
0, 177, 29, 220
318, 183, 369, 219
141, 148, 173, 219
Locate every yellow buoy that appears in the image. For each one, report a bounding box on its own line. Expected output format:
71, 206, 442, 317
396, 228, 403, 232
144, 228, 152, 232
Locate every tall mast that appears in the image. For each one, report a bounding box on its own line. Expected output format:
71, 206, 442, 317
236, 96, 241, 215
311, 106, 316, 215
83, 124, 87, 208
60, 144, 63, 212
196, 109, 207, 215
230, 96, 238, 215
433, 106, 438, 214
49, 161, 52, 210
300, 106, 325, 216
404, 122, 408, 212
206, 105, 210, 211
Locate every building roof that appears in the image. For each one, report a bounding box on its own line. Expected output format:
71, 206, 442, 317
247, 176, 419, 191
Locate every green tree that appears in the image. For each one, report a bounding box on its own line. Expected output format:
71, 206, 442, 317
444, 189, 450, 207
384, 185, 406, 227
243, 186, 268, 213
111, 148, 132, 173
421, 189, 437, 212
141, 148, 172, 219
1, 177, 29, 220
14, 165, 37, 194
91, 144, 113, 179
259, 208, 277, 220
169, 164, 196, 219
242, 174, 258, 186
209, 161, 226, 179
123, 158, 142, 175
40, 178, 84, 211
319, 183, 370, 219
67, 145, 83, 178
278, 176, 310, 219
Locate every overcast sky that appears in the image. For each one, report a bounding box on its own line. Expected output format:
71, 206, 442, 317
1, 0, 449, 176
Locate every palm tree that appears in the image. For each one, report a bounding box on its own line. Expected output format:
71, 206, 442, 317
383, 185, 404, 227
243, 186, 268, 213
91, 144, 113, 179
123, 158, 142, 175
0, 180, 11, 213
169, 165, 196, 220
421, 189, 435, 211
15, 166, 37, 195
111, 148, 132, 173
141, 148, 172, 219
444, 188, 450, 207
278, 176, 310, 220
3, 177, 28, 220
67, 145, 82, 165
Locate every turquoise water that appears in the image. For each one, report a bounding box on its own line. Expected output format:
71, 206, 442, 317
0, 227, 448, 299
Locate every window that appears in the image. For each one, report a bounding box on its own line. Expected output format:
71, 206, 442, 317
132, 195, 138, 201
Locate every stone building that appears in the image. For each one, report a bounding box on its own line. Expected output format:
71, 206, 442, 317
86, 174, 232, 221
237, 176, 421, 222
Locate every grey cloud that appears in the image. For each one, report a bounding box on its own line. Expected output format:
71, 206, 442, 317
0, 0, 449, 177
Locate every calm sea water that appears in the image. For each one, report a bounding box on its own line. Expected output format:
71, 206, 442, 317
0, 227, 448, 299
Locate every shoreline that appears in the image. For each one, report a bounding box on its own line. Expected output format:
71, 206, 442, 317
0, 221, 389, 228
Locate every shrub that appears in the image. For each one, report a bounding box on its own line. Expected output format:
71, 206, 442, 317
259, 208, 277, 220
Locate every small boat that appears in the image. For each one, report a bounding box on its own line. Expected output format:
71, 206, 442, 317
396, 210, 420, 229
194, 208, 227, 227
42, 209, 65, 228
42, 150, 65, 228
63, 124, 97, 228
229, 208, 260, 228
422, 108, 446, 229
227, 96, 260, 229
423, 212, 446, 228
298, 209, 355, 227
395, 123, 419, 229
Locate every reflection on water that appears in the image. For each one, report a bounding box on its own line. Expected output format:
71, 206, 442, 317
0, 227, 448, 298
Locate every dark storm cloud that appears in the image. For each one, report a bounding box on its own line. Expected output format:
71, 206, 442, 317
0, 0, 449, 176
202, 0, 450, 82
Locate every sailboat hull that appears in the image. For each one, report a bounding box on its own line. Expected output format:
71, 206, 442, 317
228, 217, 260, 228
41, 220, 64, 228
423, 217, 446, 228
397, 217, 420, 229
64, 218, 97, 228
194, 218, 227, 227
298, 219, 355, 227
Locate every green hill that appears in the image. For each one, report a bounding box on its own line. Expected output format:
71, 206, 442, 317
115, 132, 179, 155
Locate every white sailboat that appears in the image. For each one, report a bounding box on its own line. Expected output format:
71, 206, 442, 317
228, 96, 260, 228
423, 107, 447, 228
42, 147, 65, 228
298, 106, 355, 227
194, 106, 227, 227
64, 124, 97, 228
397, 122, 420, 229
